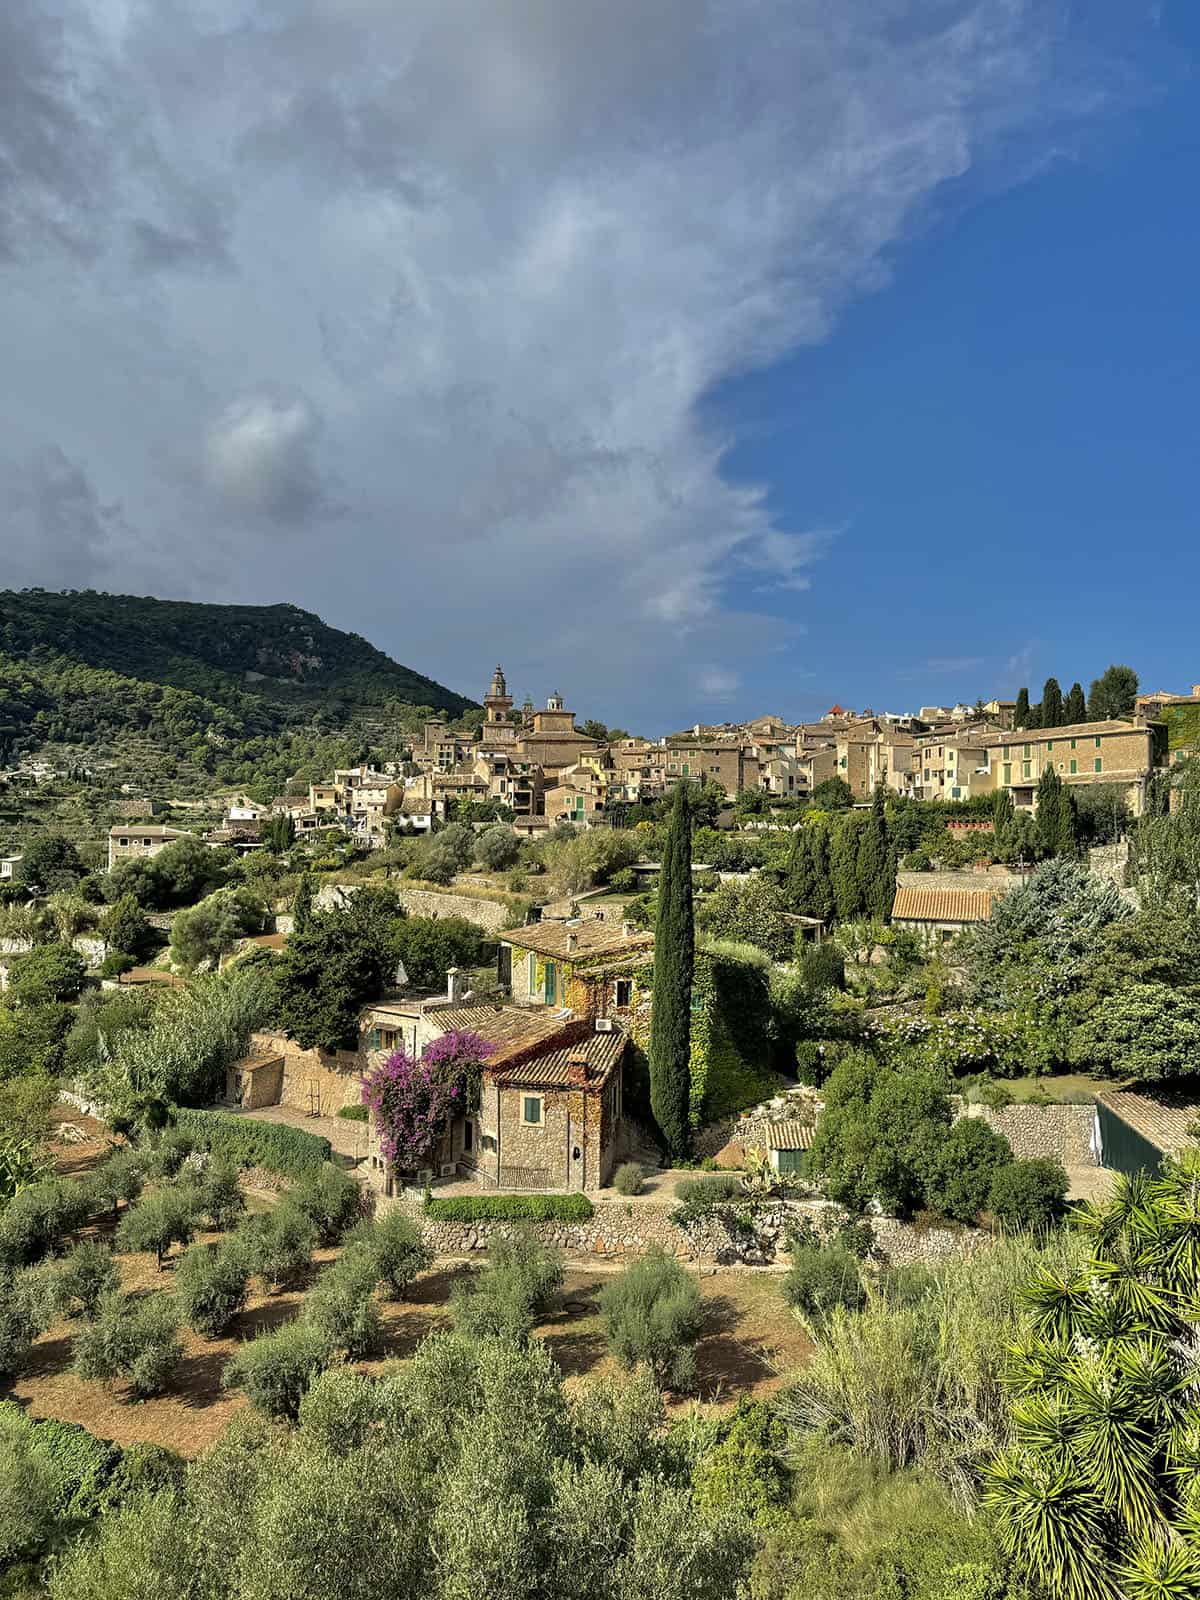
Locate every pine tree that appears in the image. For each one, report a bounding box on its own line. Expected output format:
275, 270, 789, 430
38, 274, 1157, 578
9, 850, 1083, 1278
648, 784, 694, 1161
1088, 664, 1139, 722
1013, 688, 1030, 729
830, 816, 864, 922
292, 872, 316, 935
1040, 677, 1064, 728
1064, 681, 1086, 724
856, 786, 895, 921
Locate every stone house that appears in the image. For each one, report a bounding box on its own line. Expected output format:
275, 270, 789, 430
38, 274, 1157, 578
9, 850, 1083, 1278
107, 824, 194, 871
913, 732, 993, 802
890, 884, 996, 944
981, 720, 1162, 816
500, 918, 654, 1017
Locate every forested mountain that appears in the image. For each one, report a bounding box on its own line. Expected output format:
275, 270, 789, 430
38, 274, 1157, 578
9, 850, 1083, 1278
0, 590, 475, 784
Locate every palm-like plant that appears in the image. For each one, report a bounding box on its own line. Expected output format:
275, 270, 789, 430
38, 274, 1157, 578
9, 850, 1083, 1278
985, 1154, 1200, 1600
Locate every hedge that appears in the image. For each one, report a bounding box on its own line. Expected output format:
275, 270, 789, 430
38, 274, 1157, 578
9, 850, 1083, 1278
0, 1403, 118, 1519
170, 1108, 332, 1178
423, 1194, 594, 1223
336, 1104, 368, 1122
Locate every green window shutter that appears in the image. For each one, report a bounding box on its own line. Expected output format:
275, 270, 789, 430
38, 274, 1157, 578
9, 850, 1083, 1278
528, 956, 536, 997
1094, 758, 1103, 773
1070, 759, 1077, 774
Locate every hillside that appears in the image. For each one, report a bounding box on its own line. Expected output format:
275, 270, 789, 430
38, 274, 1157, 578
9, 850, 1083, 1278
0, 589, 475, 789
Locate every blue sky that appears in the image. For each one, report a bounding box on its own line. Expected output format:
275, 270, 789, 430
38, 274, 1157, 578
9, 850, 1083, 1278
3, 1, 1197, 732
705, 3, 1200, 726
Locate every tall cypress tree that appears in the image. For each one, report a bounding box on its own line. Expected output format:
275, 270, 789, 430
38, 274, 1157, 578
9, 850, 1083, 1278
649, 783, 694, 1160
1041, 677, 1064, 728
856, 786, 894, 921
1014, 688, 1030, 729
293, 871, 316, 934
787, 828, 820, 915
808, 825, 836, 924
1064, 682, 1086, 725
1035, 765, 1076, 858
991, 787, 1015, 856
830, 815, 864, 922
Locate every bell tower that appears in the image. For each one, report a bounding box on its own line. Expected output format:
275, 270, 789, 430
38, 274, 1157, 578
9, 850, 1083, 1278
484, 665, 513, 726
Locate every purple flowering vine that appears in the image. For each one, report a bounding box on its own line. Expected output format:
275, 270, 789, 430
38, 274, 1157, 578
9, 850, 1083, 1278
361, 1029, 493, 1169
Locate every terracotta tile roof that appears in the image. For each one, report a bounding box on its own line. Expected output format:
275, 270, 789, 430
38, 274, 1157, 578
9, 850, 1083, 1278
490, 1029, 627, 1089
432, 1006, 572, 1054
503, 921, 655, 962
1095, 1090, 1200, 1156
891, 886, 995, 924
766, 1120, 814, 1152
980, 720, 1147, 746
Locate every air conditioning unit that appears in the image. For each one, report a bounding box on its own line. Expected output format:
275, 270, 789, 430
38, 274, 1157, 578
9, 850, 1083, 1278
594, 1017, 615, 1033
440, 1163, 457, 1178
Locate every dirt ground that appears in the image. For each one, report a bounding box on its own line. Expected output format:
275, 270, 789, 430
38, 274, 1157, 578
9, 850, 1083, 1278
47, 1104, 120, 1180
2, 1223, 811, 1457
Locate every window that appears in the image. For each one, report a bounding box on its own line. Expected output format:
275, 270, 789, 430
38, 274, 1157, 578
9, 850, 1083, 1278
544, 961, 557, 1004
463, 1120, 473, 1153
1002, 763, 1012, 784
1046, 741, 1053, 751
522, 1096, 543, 1126
1002, 746, 1010, 759
1095, 736, 1102, 749
480, 1133, 497, 1153
118, 837, 129, 847
1070, 738, 1077, 749
614, 978, 633, 1008
1070, 759, 1078, 774
1094, 758, 1103, 773
528, 955, 537, 997
380, 1029, 397, 1052
1023, 743, 1031, 758
1022, 761, 1031, 778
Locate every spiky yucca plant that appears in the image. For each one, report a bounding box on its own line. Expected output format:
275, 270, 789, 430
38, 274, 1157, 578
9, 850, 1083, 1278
984, 1152, 1200, 1600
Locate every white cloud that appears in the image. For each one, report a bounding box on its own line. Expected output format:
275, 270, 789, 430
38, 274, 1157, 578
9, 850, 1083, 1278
205, 393, 326, 523
697, 667, 742, 702
0, 0, 1156, 720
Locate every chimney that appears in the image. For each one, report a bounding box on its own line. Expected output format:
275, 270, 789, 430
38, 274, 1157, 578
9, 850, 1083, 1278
567, 932, 578, 954
447, 967, 469, 1004
567, 1053, 590, 1089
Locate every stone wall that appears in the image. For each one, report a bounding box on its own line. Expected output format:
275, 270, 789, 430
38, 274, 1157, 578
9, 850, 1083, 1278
316, 879, 512, 933
246, 1029, 361, 1116
964, 1102, 1098, 1167
387, 1190, 998, 1269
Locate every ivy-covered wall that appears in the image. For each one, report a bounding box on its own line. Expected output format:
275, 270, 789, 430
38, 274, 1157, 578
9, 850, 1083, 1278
1165, 704, 1200, 754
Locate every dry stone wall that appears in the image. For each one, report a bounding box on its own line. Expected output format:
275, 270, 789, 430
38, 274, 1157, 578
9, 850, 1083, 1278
964, 1102, 1098, 1166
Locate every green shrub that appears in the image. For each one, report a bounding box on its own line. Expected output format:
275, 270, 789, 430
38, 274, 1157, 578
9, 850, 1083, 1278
83, 1148, 147, 1220
170, 1106, 332, 1177
98, 951, 137, 979
452, 1233, 564, 1346
613, 1161, 645, 1197
99, 1442, 186, 1510
73, 1291, 183, 1398
175, 1239, 251, 1338
152, 1128, 196, 1178
344, 1211, 432, 1300
0, 1267, 53, 1377
922, 1118, 1013, 1225
801, 942, 846, 993
56, 1241, 120, 1318
289, 1164, 361, 1245
115, 1187, 199, 1268
424, 1193, 593, 1223
0, 1178, 92, 1267
670, 1173, 745, 1229
692, 1400, 789, 1525
600, 1245, 703, 1391
303, 1250, 383, 1357
987, 1158, 1069, 1231
191, 1157, 246, 1231
0, 1415, 59, 1568
782, 1244, 865, 1324
296, 1366, 380, 1454
335, 1103, 368, 1121
222, 1320, 332, 1421
17, 1415, 119, 1518
240, 1201, 316, 1292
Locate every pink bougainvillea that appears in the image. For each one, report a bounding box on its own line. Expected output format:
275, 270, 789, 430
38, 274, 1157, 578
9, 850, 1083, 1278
361, 1030, 493, 1169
